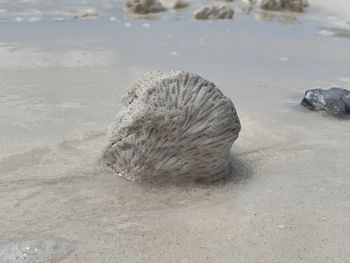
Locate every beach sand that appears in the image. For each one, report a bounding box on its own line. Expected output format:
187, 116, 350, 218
0, 1, 350, 262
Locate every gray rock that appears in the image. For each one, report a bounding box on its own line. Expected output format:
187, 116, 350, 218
126, 0, 165, 14
194, 3, 234, 20
101, 70, 241, 183
301, 87, 350, 118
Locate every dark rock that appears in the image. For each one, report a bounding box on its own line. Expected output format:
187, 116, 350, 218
301, 87, 350, 118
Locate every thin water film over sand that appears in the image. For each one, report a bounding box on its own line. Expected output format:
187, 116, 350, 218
1, 1, 350, 262
0, 238, 73, 263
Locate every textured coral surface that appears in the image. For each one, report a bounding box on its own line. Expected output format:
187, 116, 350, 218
102, 70, 241, 183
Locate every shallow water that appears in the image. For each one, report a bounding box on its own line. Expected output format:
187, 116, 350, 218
0, 238, 73, 263
0, 8, 350, 263
0, 0, 349, 35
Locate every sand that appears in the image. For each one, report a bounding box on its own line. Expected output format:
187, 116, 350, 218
0, 1, 350, 262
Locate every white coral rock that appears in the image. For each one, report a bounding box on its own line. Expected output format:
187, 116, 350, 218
194, 3, 234, 20
102, 70, 241, 183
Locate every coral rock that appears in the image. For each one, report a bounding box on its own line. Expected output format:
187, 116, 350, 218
194, 4, 234, 20
126, 0, 165, 14
101, 70, 241, 183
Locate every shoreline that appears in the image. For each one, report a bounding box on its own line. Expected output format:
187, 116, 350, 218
0, 0, 349, 34
0, 2, 350, 263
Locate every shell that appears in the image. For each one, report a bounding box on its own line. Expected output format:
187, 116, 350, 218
101, 70, 241, 183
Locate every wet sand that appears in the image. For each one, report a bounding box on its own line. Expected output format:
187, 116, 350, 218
1, 6, 350, 263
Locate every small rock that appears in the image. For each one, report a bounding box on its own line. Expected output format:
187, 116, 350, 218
74, 8, 98, 20
194, 4, 234, 20
160, 0, 189, 9
253, 0, 308, 12
126, 0, 166, 14
101, 70, 241, 183
173, 0, 189, 9
301, 87, 350, 118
